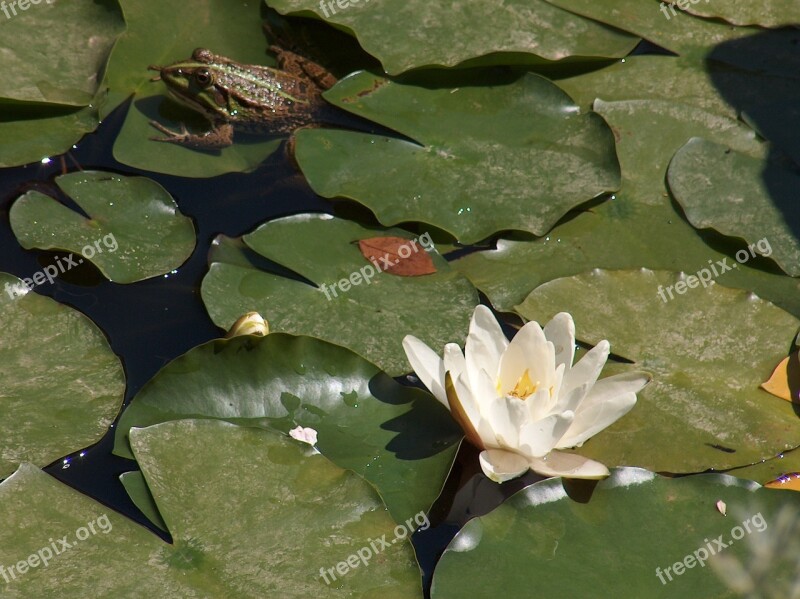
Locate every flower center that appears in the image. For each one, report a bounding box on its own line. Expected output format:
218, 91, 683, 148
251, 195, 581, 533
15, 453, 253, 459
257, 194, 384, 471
508, 369, 538, 399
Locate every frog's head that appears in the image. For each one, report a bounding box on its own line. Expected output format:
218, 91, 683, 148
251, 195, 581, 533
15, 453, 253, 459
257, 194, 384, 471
149, 49, 232, 120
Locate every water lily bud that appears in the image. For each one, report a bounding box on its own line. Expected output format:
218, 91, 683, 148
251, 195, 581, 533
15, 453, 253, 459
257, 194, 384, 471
225, 312, 269, 338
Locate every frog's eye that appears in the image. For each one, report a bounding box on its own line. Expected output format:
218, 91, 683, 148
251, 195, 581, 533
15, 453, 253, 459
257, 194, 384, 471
194, 68, 213, 88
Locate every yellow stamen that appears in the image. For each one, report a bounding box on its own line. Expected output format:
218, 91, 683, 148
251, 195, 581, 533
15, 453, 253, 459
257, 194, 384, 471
508, 369, 538, 399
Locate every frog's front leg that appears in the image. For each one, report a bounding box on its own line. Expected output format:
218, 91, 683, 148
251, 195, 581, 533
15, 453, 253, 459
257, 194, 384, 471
149, 120, 234, 149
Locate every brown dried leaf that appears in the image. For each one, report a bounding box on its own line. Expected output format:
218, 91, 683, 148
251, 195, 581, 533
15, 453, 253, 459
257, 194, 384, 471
357, 236, 437, 277
761, 351, 800, 403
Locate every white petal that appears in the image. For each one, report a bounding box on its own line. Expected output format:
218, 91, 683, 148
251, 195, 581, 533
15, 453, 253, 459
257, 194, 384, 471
484, 393, 527, 448
558, 371, 649, 447
443, 343, 466, 382
528, 450, 610, 479
479, 449, 530, 483
497, 321, 554, 395
557, 392, 638, 449
517, 411, 574, 458
402, 335, 447, 406
559, 340, 610, 405
544, 312, 575, 370
465, 305, 508, 388
453, 373, 496, 448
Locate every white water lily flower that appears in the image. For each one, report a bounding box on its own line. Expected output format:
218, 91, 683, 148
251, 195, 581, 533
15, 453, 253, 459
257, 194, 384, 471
402, 305, 650, 482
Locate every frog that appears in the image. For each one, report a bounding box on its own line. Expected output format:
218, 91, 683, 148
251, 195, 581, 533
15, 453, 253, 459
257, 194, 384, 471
147, 38, 341, 149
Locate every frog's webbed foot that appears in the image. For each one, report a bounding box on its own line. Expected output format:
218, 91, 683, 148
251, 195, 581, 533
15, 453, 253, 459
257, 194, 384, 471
149, 121, 234, 149
263, 22, 337, 91
268, 45, 337, 91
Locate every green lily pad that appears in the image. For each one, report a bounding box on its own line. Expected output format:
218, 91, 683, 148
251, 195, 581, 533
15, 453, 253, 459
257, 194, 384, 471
114, 332, 462, 523
294, 71, 620, 244
269, 0, 639, 74
545, 0, 757, 58
0, 420, 423, 596
201, 213, 478, 375
0, 272, 124, 479
453, 98, 800, 318
104, 0, 283, 177
10, 170, 196, 283
119, 471, 167, 532
663, 0, 800, 27
556, 54, 800, 120
0, 0, 123, 106
668, 137, 800, 277
432, 467, 797, 599
0, 102, 99, 168
516, 269, 800, 477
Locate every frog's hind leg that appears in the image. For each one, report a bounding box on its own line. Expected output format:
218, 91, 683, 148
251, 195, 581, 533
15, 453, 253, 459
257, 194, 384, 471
263, 22, 337, 91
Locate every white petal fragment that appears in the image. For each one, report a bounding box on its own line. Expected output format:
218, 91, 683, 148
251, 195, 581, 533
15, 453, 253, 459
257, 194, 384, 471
479, 449, 530, 483
289, 426, 318, 446
528, 450, 610, 480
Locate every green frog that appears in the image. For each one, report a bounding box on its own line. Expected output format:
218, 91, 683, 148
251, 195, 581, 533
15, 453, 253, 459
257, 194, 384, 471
148, 42, 340, 149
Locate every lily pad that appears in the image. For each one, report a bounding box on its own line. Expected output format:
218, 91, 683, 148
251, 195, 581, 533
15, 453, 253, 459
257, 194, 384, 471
0, 272, 124, 479
0, 103, 99, 168
516, 269, 800, 477
0, 0, 123, 106
10, 170, 196, 283
668, 137, 800, 277
104, 0, 284, 177
269, 0, 639, 74
113, 332, 462, 523
0, 420, 423, 596
201, 213, 478, 375
294, 71, 621, 244
119, 471, 167, 532
452, 98, 800, 318
545, 0, 756, 58
432, 467, 797, 598
663, 0, 800, 27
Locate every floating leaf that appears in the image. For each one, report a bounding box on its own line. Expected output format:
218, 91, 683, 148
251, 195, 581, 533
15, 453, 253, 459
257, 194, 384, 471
452, 98, 800, 316
432, 468, 796, 599
545, 0, 757, 58
663, 0, 800, 27
113, 332, 462, 522
201, 213, 478, 375
270, 0, 639, 74
296, 71, 620, 244
0, 103, 99, 168
10, 171, 196, 283
668, 137, 800, 277
1, 0, 123, 106
516, 269, 800, 478
358, 236, 437, 277
0, 421, 423, 596
0, 273, 124, 479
